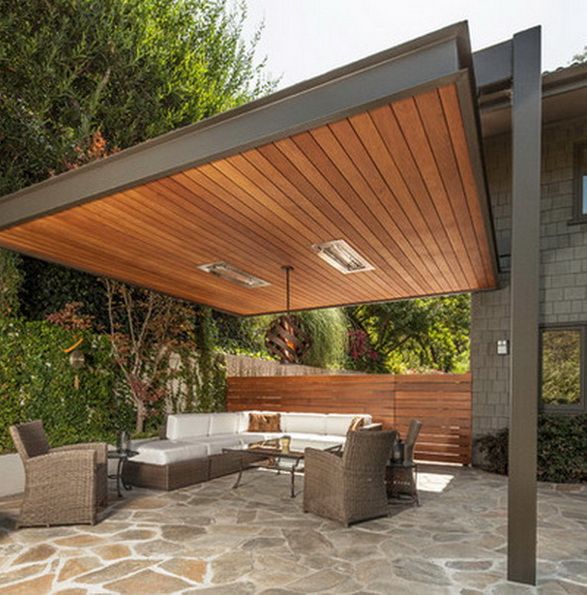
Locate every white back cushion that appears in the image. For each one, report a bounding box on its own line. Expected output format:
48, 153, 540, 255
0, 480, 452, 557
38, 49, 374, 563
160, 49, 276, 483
166, 414, 211, 440
236, 411, 250, 433
281, 413, 326, 435
209, 413, 240, 436
325, 413, 372, 436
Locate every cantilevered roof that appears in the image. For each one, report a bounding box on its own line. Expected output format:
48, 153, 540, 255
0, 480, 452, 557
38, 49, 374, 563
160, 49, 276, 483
0, 22, 497, 315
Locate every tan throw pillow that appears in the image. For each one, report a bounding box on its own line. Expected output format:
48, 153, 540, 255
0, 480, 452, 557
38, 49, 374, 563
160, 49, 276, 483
248, 413, 281, 433
348, 416, 366, 433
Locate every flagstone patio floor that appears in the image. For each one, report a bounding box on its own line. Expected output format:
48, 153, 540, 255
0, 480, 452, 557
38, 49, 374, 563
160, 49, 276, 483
0, 464, 585, 594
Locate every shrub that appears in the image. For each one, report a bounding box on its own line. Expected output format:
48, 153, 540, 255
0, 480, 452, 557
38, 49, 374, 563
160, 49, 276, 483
476, 413, 587, 483
0, 313, 229, 453
0, 317, 132, 454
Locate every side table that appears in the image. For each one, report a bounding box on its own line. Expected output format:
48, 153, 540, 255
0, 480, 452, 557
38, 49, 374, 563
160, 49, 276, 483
386, 461, 420, 506
107, 449, 138, 498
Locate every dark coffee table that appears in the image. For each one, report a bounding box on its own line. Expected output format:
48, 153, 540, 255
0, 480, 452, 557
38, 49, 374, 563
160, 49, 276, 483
108, 449, 138, 497
223, 440, 341, 498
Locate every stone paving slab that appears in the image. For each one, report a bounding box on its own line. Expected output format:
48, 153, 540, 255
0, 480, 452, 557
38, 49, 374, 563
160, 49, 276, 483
0, 465, 585, 593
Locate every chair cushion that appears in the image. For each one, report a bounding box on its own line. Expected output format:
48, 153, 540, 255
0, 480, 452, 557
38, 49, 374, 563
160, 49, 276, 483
290, 436, 344, 452
166, 414, 211, 440
258, 432, 344, 453
281, 413, 326, 435
325, 414, 371, 436
247, 412, 281, 433
132, 440, 207, 466
12, 420, 50, 459
209, 413, 240, 436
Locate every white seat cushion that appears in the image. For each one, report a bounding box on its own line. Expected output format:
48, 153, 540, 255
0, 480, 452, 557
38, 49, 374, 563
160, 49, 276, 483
239, 432, 284, 443
166, 414, 211, 440
324, 413, 371, 436
209, 413, 240, 436
202, 435, 243, 456
281, 413, 326, 435
132, 440, 207, 466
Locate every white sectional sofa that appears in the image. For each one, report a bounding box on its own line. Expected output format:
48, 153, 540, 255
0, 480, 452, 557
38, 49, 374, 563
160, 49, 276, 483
123, 410, 373, 490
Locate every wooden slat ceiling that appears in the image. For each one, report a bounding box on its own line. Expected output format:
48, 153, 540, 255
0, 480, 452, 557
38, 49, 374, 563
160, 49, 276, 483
0, 83, 496, 315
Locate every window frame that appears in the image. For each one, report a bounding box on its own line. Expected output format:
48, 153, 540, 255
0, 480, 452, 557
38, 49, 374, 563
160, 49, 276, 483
539, 323, 587, 414
571, 142, 587, 224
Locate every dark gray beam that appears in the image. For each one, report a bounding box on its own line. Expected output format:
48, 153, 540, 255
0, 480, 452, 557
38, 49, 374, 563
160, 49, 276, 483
473, 39, 513, 89
508, 26, 541, 586
0, 23, 468, 231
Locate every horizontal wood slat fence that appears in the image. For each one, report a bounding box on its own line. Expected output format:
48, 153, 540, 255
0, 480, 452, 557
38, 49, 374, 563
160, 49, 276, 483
227, 373, 472, 465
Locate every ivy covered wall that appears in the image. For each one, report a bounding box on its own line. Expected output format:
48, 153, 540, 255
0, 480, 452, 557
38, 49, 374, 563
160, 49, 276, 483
0, 317, 131, 453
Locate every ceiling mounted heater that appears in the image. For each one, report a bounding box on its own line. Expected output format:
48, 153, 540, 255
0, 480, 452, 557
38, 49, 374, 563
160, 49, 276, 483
197, 262, 270, 288
313, 239, 374, 274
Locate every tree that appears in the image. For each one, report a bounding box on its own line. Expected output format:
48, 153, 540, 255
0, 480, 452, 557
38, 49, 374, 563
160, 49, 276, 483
571, 47, 587, 65
0, 0, 274, 319
0, 0, 272, 195
104, 280, 197, 433
346, 295, 471, 373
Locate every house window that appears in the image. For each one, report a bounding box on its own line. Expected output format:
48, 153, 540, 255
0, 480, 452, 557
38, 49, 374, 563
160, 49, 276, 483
540, 326, 585, 411
573, 143, 587, 220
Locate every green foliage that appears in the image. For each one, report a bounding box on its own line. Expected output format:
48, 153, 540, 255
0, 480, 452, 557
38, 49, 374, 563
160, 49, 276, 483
213, 311, 264, 355
296, 309, 349, 369
241, 308, 350, 369
0, 250, 22, 318
541, 329, 581, 405
0, 0, 273, 195
19, 257, 107, 326
346, 295, 471, 373
476, 414, 587, 483
192, 307, 226, 412
475, 427, 508, 475
0, 317, 132, 454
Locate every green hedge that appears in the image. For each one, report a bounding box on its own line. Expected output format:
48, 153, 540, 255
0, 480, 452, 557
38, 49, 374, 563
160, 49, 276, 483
0, 317, 133, 453
476, 413, 587, 483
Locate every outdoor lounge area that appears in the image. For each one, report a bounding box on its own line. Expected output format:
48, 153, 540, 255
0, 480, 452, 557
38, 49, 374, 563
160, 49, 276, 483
2, 4, 587, 592
0, 465, 585, 593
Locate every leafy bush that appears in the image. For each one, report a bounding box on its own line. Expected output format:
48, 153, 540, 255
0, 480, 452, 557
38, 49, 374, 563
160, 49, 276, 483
0, 250, 22, 318
0, 310, 229, 453
476, 414, 587, 483
0, 317, 132, 454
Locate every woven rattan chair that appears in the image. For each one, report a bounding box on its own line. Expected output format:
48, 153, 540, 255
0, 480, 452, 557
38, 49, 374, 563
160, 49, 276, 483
303, 430, 397, 526
387, 419, 422, 505
9, 420, 108, 527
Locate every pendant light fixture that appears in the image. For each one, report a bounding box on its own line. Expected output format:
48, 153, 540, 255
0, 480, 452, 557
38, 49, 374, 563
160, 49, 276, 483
264, 266, 311, 364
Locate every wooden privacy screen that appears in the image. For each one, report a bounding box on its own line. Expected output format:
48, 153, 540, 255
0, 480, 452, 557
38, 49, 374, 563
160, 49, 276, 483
227, 373, 472, 465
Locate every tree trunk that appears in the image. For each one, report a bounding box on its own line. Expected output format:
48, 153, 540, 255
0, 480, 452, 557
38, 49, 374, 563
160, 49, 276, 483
135, 400, 146, 434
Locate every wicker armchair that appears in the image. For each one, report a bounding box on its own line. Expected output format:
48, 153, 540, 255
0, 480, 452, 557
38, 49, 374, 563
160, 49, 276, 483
303, 430, 397, 526
9, 420, 108, 527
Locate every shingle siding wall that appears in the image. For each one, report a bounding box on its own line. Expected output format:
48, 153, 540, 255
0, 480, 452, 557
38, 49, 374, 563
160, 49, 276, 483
471, 116, 587, 446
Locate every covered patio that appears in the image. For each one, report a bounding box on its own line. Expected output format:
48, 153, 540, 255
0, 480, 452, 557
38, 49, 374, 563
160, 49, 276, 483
0, 21, 545, 587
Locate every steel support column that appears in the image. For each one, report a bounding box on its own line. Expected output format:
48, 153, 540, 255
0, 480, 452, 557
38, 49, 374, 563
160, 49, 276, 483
508, 26, 542, 585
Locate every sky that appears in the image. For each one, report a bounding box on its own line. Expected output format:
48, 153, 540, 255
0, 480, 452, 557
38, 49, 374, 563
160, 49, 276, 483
241, 0, 587, 89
